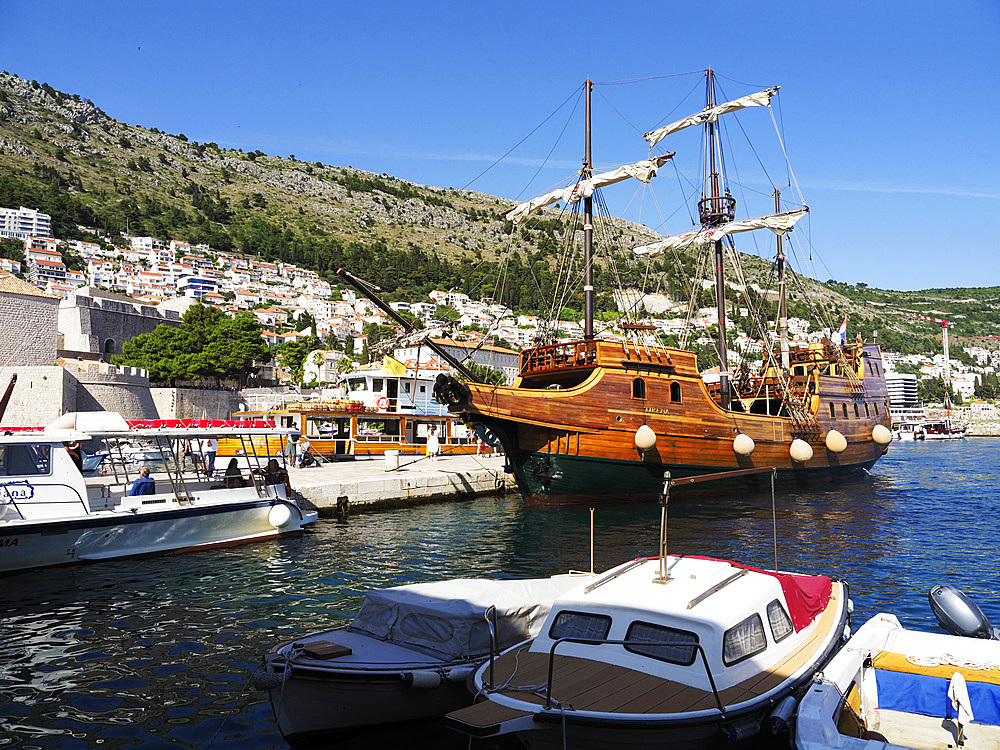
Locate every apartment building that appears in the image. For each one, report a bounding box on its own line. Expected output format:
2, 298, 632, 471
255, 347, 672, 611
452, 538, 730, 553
0, 206, 53, 239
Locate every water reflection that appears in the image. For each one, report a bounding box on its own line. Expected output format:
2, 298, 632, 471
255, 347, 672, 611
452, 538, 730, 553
0, 440, 997, 748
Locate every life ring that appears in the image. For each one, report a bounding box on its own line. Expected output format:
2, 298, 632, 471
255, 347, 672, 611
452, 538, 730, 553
376, 396, 390, 410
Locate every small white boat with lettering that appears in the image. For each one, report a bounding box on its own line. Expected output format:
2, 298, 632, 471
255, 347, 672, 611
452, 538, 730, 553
0, 411, 316, 573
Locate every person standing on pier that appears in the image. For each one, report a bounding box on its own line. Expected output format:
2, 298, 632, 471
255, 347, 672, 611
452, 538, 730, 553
427, 426, 440, 460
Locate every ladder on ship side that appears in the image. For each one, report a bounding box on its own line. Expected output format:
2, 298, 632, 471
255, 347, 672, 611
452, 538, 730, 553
782, 385, 821, 435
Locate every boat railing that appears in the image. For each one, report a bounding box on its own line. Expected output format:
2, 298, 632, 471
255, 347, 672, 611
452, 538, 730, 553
539, 636, 725, 714
484, 604, 498, 690
520, 341, 598, 376
1, 481, 91, 519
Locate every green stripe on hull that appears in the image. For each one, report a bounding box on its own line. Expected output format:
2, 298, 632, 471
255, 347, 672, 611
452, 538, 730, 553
508, 451, 880, 504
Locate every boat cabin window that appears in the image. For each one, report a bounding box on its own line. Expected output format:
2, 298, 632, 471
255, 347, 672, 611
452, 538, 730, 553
358, 419, 400, 437
793, 365, 806, 377
404, 382, 411, 393
873, 402, 879, 416
304, 416, 336, 437
624, 621, 699, 666
548, 611, 612, 642
670, 382, 682, 403
372, 378, 384, 393
864, 403, 870, 418
348, 378, 367, 391
723, 613, 767, 666
398, 612, 455, 643
0, 444, 52, 476
841, 404, 848, 419
829, 403, 836, 418
853, 404, 859, 418
632, 378, 646, 399
766, 600, 793, 643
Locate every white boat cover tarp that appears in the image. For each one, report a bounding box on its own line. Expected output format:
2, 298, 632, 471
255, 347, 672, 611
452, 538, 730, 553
632, 208, 808, 257
348, 574, 590, 660
643, 87, 780, 147
505, 155, 673, 225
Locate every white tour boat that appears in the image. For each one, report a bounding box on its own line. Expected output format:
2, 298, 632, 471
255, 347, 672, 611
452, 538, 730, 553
0, 411, 317, 573
891, 421, 924, 441
254, 573, 594, 743
446, 554, 850, 749
795, 585, 1000, 750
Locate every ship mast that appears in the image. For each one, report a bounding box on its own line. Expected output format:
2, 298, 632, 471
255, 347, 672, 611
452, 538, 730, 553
775, 190, 790, 374
583, 79, 595, 340
699, 68, 735, 408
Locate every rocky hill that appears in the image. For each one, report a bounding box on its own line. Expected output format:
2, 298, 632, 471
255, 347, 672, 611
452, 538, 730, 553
2, 71, 998, 354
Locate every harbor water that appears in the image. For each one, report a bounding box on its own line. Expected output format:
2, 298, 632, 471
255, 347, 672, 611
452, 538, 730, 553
2, 439, 998, 748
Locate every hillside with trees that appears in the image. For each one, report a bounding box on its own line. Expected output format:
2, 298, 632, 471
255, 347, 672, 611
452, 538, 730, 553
2, 71, 1000, 360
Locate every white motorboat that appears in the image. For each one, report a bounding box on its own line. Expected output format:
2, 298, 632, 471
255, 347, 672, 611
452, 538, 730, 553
0, 411, 317, 573
254, 573, 594, 743
446, 554, 850, 749
891, 421, 924, 441
795, 598, 1000, 750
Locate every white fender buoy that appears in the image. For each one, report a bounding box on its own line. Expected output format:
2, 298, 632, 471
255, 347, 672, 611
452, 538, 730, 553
872, 424, 892, 445
733, 433, 755, 456
789, 438, 813, 463
634, 424, 657, 451
403, 670, 442, 689
445, 666, 475, 682
268, 503, 292, 529
825, 429, 848, 453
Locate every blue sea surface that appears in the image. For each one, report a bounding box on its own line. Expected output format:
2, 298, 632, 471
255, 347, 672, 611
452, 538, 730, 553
0, 439, 997, 748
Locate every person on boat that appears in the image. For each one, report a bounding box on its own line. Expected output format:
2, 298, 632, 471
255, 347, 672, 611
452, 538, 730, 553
64, 440, 83, 472
427, 426, 440, 460
224, 458, 244, 488
129, 466, 155, 496
254, 458, 292, 495
287, 434, 299, 468
200, 437, 218, 476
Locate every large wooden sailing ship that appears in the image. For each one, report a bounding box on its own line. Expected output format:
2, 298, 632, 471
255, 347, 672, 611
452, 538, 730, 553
433, 71, 892, 503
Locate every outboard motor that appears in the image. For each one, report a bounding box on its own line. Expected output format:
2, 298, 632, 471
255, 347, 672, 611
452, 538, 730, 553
929, 584, 1000, 640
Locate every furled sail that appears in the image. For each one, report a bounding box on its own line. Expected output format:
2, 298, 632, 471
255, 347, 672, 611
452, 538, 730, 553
505, 154, 674, 225
643, 87, 780, 147
632, 208, 808, 256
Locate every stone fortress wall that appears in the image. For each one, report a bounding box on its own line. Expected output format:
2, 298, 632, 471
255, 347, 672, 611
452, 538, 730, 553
0, 281, 59, 367
58, 287, 184, 359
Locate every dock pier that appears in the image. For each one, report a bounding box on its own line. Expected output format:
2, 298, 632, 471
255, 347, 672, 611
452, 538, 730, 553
287, 453, 514, 515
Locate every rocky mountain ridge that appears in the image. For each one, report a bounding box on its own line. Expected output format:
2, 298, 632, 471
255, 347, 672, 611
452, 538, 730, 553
3, 72, 999, 354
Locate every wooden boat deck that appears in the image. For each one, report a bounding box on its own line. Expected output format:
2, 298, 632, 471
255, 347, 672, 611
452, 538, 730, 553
449, 584, 843, 731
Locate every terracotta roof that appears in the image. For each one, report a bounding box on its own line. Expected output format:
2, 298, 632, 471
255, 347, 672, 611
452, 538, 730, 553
0, 273, 59, 299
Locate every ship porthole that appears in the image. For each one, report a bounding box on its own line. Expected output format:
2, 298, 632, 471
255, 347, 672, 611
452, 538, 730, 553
616, 415, 623, 422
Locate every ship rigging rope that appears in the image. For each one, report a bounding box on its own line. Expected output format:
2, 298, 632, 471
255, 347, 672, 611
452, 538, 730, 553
459, 86, 582, 195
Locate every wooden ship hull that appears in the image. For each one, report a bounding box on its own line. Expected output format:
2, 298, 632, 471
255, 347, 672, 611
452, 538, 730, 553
435, 338, 892, 503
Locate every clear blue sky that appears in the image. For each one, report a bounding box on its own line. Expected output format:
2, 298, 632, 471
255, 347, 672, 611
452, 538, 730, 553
4, 1, 998, 291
